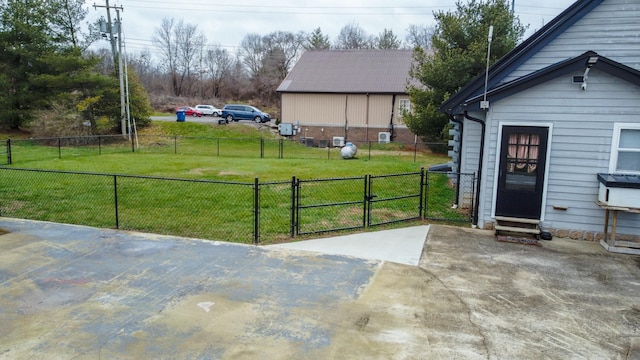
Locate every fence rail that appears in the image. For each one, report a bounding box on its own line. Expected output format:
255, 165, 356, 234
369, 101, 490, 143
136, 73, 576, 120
0, 167, 476, 244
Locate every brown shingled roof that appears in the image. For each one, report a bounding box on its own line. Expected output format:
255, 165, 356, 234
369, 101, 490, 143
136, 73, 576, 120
277, 49, 414, 94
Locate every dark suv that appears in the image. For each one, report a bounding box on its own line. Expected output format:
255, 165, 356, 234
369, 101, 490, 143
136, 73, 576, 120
221, 104, 271, 123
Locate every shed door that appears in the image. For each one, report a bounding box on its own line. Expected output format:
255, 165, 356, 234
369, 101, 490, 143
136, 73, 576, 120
495, 126, 548, 219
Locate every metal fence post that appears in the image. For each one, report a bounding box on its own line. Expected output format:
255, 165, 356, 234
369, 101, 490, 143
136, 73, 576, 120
419, 167, 425, 219
290, 176, 296, 238
254, 177, 259, 244
363, 175, 369, 228
113, 175, 119, 229
424, 170, 430, 219
98, 136, 102, 155
6, 139, 11, 165
58, 138, 62, 159
174, 135, 177, 154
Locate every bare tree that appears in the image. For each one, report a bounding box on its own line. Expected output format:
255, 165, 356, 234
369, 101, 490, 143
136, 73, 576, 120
262, 31, 306, 76
405, 24, 435, 49
153, 18, 206, 97
203, 46, 233, 99
335, 22, 374, 49
239, 31, 306, 105
175, 22, 206, 96
239, 33, 264, 78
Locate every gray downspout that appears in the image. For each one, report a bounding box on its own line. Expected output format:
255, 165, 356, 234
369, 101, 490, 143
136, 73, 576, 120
464, 110, 485, 228
448, 114, 464, 206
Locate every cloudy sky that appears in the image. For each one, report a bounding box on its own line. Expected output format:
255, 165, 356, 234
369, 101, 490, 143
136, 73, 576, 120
85, 0, 577, 60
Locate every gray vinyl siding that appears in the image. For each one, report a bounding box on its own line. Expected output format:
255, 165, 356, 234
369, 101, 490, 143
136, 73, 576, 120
504, 0, 640, 82
460, 117, 482, 174
479, 70, 640, 235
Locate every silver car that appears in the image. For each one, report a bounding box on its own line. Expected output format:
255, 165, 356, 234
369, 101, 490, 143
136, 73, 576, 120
194, 105, 222, 117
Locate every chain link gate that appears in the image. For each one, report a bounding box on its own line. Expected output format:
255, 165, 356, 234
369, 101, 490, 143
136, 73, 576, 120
293, 170, 426, 236
367, 170, 425, 226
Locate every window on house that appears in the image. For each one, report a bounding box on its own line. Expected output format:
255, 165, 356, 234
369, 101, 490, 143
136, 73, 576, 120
398, 99, 411, 116
610, 123, 640, 174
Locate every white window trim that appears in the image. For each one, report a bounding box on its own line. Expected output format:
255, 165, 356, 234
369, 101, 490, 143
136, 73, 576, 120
398, 99, 411, 115
609, 123, 640, 174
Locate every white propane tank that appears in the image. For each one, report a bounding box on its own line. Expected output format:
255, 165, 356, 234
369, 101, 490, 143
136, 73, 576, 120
340, 142, 357, 159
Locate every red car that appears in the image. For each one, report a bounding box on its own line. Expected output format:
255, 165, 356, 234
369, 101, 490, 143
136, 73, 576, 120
175, 106, 203, 117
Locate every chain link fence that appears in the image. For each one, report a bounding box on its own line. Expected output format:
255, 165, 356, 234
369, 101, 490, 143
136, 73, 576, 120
0, 167, 476, 243
425, 171, 477, 222
4, 135, 443, 165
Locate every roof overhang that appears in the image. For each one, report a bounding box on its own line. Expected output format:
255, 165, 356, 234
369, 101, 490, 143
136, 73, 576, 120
458, 51, 640, 112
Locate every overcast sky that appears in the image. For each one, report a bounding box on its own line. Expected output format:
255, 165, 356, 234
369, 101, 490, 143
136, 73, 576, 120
85, 0, 577, 60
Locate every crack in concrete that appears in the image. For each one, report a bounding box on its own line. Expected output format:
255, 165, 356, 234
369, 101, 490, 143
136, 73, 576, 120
418, 266, 491, 360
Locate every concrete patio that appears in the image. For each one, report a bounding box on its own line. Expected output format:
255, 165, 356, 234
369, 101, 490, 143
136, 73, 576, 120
0, 218, 639, 359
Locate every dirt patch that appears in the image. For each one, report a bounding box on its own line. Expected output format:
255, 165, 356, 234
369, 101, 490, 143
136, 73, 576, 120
0, 227, 8, 235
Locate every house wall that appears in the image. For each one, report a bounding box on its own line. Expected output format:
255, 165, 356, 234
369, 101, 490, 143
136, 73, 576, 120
477, 70, 640, 239
281, 92, 412, 143
504, 0, 640, 83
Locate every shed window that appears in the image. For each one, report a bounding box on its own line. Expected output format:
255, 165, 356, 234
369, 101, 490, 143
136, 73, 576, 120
610, 123, 640, 174
399, 99, 411, 115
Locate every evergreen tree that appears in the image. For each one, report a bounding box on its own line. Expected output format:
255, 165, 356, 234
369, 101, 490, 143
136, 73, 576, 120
306, 27, 330, 50
376, 29, 402, 49
0, 0, 151, 132
404, 0, 526, 143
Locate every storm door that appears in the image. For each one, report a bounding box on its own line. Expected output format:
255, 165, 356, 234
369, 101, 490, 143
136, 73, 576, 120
495, 126, 549, 219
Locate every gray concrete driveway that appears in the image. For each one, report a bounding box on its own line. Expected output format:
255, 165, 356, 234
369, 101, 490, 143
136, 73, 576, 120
0, 218, 639, 359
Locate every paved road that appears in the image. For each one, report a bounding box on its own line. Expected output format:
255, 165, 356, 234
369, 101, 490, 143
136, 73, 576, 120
152, 115, 227, 124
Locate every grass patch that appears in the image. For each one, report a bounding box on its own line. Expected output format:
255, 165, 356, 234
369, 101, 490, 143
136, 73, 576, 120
0, 122, 472, 243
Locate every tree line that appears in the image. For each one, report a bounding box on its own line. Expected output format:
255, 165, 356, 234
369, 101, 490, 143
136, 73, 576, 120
132, 21, 435, 111
0, 0, 524, 144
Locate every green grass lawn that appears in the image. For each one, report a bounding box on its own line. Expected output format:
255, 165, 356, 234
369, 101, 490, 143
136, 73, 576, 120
6, 122, 449, 181
0, 122, 471, 243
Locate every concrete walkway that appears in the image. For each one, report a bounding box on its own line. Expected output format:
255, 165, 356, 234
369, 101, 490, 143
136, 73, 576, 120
1, 218, 639, 359
268, 225, 429, 266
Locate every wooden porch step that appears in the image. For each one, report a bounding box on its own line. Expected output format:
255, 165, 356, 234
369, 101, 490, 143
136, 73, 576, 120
495, 216, 540, 225
495, 225, 541, 235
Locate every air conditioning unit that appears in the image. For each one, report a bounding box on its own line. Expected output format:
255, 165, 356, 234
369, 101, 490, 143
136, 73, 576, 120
378, 132, 391, 144
332, 136, 345, 147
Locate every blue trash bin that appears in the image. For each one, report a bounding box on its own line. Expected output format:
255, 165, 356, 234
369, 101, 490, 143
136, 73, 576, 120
176, 111, 186, 122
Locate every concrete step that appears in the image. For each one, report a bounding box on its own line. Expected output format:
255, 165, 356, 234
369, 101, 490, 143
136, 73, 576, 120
495, 225, 541, 235
495, 216, 540, 225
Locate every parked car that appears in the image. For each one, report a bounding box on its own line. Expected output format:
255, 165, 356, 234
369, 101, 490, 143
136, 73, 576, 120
195, 104, 222, 117
221, 104, 271, 123
175, 106, 203, 117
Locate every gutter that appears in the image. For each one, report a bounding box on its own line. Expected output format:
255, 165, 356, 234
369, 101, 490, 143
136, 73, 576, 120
464, 110, 485, 228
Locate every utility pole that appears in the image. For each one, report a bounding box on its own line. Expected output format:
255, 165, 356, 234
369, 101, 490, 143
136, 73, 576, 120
95, 1, 126, 138
116, 8, 126, 139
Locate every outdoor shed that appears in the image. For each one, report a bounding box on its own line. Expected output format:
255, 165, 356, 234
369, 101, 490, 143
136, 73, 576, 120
276, 50, 415, 146
440, 0, 640, 247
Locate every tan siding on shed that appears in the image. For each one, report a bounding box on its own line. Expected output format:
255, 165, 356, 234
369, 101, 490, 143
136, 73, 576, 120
281, 93, 345, 126
281, 93, 409, 128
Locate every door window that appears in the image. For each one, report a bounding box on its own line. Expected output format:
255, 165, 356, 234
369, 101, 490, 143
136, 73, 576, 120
505, 132, 541, 191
